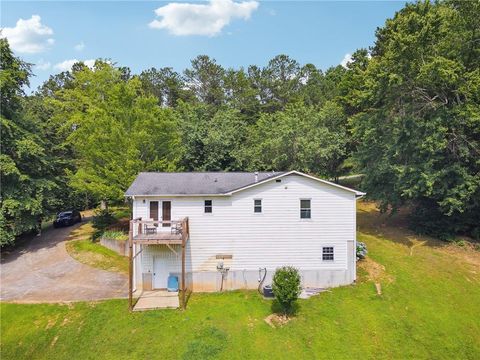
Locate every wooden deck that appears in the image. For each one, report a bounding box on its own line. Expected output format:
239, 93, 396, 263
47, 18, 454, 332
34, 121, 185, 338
133, 232, 183, 244
128, 217, 190, 310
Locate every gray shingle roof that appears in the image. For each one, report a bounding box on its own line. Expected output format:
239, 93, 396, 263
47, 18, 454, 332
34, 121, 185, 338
125, 172, 285, 196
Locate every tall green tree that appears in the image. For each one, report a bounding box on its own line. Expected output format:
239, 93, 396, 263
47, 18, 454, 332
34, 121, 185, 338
176, 102, 247, 171
247, 101, 348, 179
1, 39, 65, 245
350, 0, 480, 239
139, 67, 192, 107
184, 55, 225, 106
51, 61, 179, 204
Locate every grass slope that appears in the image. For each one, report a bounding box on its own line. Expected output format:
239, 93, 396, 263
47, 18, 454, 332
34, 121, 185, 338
1, 202, 479, 359
65, 222, 128, 274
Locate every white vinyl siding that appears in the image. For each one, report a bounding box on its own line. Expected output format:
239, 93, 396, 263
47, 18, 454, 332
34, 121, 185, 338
133, 174, 356, 274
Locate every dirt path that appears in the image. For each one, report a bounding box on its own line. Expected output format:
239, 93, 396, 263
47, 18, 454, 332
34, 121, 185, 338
1, 220, 128, 303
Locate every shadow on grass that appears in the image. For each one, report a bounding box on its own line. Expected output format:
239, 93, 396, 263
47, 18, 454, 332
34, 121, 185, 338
357, 201, 450, 250
270, 298, 300, 316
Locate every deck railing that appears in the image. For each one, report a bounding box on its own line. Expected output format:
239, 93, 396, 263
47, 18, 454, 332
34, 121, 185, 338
131, 217, 189, 244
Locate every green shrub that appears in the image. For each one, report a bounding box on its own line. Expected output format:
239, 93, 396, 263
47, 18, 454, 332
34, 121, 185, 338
454, 239, 466, 247
102, 230, 128, 241
272, 266, 302, 315
356, 241, 368, 260
92, 209, 116, 241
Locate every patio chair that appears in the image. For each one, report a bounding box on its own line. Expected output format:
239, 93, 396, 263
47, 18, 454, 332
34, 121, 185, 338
171, 222, 182, 235
144, 218, 157, 234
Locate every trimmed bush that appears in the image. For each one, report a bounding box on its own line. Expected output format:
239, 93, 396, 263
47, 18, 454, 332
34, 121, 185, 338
272, 266, 301, 315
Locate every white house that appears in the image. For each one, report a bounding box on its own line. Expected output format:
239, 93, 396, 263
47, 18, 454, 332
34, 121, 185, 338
125, 171, 365, 302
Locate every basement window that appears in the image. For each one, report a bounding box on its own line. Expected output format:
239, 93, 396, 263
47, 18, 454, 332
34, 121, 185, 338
300, 199, 311, 219
254, 199, 262, 213
322, 247, 334, 261
204, 200, 212, 213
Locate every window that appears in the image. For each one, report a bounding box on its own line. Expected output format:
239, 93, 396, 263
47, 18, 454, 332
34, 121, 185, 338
254, 199, 262, 213
322, 247, 334, 261
204, 200, 212, 213
300, 199, 311, 219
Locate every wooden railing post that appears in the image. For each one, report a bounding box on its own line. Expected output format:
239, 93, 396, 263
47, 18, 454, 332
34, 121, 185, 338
128, 221, 133, 311
180, 217, 189, 310
181, 241, 186, 310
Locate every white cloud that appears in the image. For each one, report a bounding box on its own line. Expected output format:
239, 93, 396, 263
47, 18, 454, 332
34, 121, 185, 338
2, 15, 54, 53
149, 0, 259, 36
34, 59, 51, 71
54, 59, 96, 72
341, 52, 372, 68
340, 53, 352, 68
74, 41, 85, 51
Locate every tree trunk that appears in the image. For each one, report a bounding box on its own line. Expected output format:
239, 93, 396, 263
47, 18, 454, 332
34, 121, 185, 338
100, 200, 108, 211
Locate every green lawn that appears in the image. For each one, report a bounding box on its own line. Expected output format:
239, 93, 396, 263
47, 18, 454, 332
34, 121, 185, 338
1, 202, 479, 359
65, 222, 128, 274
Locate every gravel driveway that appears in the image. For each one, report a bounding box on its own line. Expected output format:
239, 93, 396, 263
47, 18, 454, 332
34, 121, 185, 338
1, 220, 128, 303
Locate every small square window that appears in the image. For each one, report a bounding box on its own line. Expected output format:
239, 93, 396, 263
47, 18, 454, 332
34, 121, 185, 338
300, 199, 311, 219
322, 247, 334, 261
254, 199, 262, 213
204, 200, 212, 213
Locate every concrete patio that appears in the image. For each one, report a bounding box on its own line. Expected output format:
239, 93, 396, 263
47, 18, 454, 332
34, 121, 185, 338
133, 290, 179, 311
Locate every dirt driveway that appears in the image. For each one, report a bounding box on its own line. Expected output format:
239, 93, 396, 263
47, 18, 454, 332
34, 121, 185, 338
1, 220, 128, 303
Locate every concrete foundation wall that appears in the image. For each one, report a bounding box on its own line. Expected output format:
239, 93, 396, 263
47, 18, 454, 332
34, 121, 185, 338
100, 237, 128, 257
193, 269, 353, 292
138, 268, 354, 293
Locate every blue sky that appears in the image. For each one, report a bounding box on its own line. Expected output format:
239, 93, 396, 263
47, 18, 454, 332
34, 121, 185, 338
2, 1, 405, 91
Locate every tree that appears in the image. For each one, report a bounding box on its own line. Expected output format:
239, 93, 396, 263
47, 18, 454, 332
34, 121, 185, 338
223, 67, 260, 119
139, 67, 192, 107
350, 0, 480, 239
248, 55, 303, 113
184, 55, 225, 106
51, 61, 179, 204
176, 103, 247, 171
0, 38, 64, 245
247, 101, 349, 179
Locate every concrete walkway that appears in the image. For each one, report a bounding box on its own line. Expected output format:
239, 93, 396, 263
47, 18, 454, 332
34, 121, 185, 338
1, 220, 128, 303
133, 290, 179, 311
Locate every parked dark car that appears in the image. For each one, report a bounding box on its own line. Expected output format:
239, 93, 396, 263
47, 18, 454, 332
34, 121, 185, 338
53, 210, 82, 228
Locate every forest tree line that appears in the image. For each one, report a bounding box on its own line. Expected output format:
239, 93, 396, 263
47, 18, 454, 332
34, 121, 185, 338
1, 0, 479, 244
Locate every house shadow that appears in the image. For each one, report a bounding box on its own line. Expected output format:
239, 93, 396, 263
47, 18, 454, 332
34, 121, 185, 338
357, 202, 450, 250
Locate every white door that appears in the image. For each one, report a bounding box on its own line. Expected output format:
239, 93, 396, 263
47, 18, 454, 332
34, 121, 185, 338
153, 257, 169, 289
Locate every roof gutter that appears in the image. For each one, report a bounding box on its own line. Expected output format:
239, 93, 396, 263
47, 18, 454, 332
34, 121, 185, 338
124, 193, 231, 198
